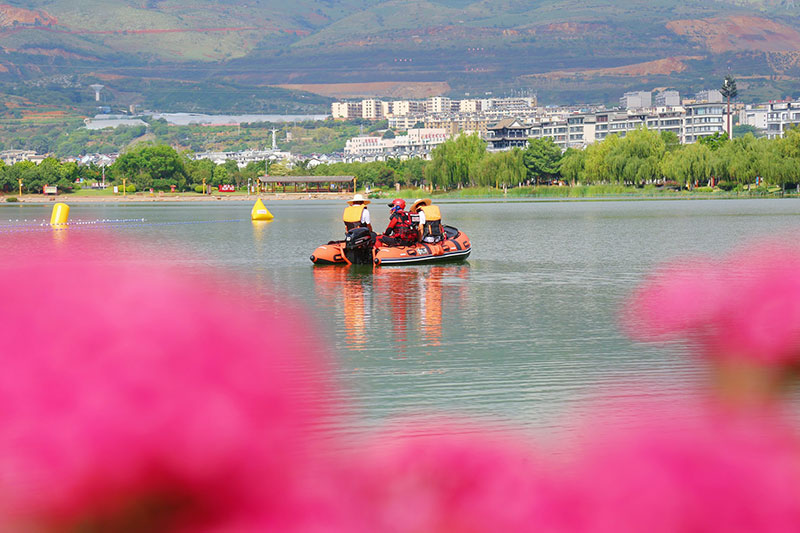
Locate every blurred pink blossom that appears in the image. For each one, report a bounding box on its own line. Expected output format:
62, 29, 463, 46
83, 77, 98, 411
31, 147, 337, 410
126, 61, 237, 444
625, 242, 800, 366
0, 233, 339, 531
6, 232, 800, 532
347, 423, 558, 533
563, 398, 800, 532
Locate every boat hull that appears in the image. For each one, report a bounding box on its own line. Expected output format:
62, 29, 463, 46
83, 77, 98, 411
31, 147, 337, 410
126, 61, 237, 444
310, 228, 471, 266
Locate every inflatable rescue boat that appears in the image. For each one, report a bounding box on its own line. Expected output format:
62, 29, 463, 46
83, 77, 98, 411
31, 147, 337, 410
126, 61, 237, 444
310, 225, 471, 266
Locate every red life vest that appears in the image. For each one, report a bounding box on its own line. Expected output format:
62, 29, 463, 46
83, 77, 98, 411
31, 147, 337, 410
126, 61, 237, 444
388, 211, 418, 244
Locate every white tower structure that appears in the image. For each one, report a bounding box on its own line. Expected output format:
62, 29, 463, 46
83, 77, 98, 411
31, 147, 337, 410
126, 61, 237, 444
271, 129, 278, 150
90, 84, 104, 102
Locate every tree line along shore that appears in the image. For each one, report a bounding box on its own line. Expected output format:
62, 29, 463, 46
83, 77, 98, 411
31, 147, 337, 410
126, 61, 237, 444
1, 128, 799, 201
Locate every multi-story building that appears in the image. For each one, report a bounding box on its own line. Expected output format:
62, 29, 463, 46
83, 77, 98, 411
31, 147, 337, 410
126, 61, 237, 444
361, 99, 384, 120
0, 149, 41, 165
483, 96, 538, 111
740, 105, 768, 131
485, 118, 532, 150
391, 100, 426, 116
683, 103, 725, 143
620, 91, 652, 109
694, 90, 723, 104
527, 118, 569, 148
655, 90, 680, 107
424, 114, 494, 137
426, 96, 453, 114
486, 104, 723, 151
331, 101, 362, 120
765, 101, 800, 139
388, 115, 424, 131
459, 99, 481, 113
344, 128, 449, 159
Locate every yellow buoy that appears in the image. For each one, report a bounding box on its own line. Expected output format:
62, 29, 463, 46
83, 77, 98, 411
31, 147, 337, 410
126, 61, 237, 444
251, 198, 274, 221
50, 203, 70, 226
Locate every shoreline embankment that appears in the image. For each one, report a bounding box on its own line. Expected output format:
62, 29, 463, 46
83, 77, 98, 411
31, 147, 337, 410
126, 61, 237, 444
1, 193, 353, 204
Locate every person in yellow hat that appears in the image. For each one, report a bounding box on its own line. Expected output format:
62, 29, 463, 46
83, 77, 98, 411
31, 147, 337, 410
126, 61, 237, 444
342, 193, 372, 232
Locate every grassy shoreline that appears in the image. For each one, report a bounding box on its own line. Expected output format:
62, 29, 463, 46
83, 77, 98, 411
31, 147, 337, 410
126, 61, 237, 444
391, 184, 794, 200
2, 185, 795, 204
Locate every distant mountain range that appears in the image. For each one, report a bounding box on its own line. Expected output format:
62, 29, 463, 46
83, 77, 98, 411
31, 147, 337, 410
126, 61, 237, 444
2, 0, 800, 111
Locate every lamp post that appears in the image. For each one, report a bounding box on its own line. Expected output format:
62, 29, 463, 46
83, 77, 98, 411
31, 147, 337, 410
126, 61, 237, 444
247, 178, 251, 197
18, 178, 22, 197
122, 177, 127, 197
202, 177, 206, 195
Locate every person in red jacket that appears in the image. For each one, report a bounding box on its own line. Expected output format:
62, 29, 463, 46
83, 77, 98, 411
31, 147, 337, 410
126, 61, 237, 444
379, 198, 418, 247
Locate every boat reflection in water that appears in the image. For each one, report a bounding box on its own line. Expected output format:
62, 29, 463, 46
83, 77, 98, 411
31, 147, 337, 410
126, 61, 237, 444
313, 265, 470, 353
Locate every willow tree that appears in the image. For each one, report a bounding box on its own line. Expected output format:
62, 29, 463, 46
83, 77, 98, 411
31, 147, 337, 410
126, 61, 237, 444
477, 148, 525, 188
712, 134, 761, 185
583, 134, 620, 184
559, 148, 586, 186
605, 128, 665, 186
661, 143, 712, 188
426, 133, 487, 190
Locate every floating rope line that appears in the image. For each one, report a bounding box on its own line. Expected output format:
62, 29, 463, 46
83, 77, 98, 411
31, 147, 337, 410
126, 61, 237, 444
2, 218, 148, 229
0, 219, 246, 234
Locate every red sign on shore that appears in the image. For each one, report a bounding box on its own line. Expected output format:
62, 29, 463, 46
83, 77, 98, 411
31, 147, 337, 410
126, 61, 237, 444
218, 184, 235, 192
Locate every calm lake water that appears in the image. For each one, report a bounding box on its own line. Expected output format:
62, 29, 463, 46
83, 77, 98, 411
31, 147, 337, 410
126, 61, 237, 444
4, 198, 800, 439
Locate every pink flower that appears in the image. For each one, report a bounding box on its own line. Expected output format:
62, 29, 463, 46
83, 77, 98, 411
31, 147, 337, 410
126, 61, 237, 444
344, 421, 560, 533
625, 241, 800, 366
0, 233, 338, 531
564, 397, 800, 532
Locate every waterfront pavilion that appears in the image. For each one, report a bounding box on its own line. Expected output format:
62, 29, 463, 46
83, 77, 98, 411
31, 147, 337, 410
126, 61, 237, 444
258, 175, 356, 193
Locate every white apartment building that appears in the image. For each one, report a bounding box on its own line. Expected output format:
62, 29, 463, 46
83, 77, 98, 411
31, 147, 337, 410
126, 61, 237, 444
620, 91, 652, 109
683, 103, 725, 143
331, 101, 362, 120
487, 105, 723, 151
361, 99, 383, 120
740, 105, 768, 130
344, 128, 449, 158
765, 101, 800, 139
694, 90, 724, 104
655, 90, 680, 107
426, 96, 453, 114
388, 115, 424, 130
459, 99, 481, 113
391, 100, 426, 116
483, 97, 538, 111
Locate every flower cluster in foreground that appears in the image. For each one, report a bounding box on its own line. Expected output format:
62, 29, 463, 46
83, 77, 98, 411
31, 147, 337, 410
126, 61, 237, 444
2, 234, 800, 532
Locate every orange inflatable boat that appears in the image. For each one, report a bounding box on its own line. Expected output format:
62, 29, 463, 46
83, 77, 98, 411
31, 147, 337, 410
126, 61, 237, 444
310, 225, 471, 266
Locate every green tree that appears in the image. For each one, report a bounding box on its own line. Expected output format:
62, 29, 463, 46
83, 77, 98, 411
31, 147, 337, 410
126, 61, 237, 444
698, 132, 729, 151
733, 125, 762, 138
661, 131, 680, 152
398, 158, 425, 187
584, 134, 620, 184
477, 148, 525, 188
559, 148, 586, 186
606, 128, 665, 186
111, 144, 187, 191
661, 143, 712, 188
523, 137, 562, 185
426, 133, 487, 189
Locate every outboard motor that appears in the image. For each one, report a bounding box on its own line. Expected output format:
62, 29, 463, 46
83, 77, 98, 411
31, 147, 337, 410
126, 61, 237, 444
344, 227, 375, 265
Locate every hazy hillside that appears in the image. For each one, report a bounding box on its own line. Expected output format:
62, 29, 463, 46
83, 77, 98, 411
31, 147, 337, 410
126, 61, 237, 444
1, 0, 800, 110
